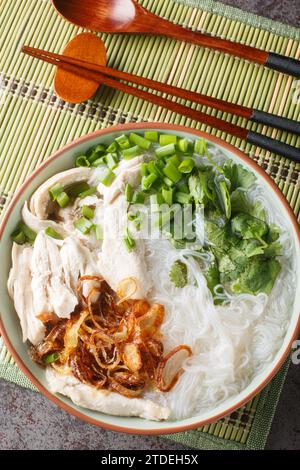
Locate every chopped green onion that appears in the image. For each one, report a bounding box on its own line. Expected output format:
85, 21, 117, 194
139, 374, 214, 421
174, 192, 191, 204
129, 132, 152, 150
49, 183, 63, 201
88, 143, 106, 158
167, 155, 181, 168
163, 177, 175, 187
74, 217, 94, 235
150, 193, 164, 206
105, 152, 119, 170
106, 141, 118, 153
194, 138, 207, 155
79, 187, 97, 199
141, 173, 158, 191
45, 227, 63, 240
178, 158, 195, 174
162, 187, 173, 205
140, 163, 148, 176
159, 134, 177, 146
87, 145, 107, 163
147, 160, 164, 177
178, 138, 189, 153
75, 155, 90, 167
128, 211, 138, 221
178, 182, 189, 194
43, 352, 60, 365
123, 228, 135, 252
123, 145, 141, 160
81, 205, 95, 220
19, 223, 37, 243
163, 162, 181, 183
91, 156, 106, 167
144, 131, 159, 142
99, 169, 116, 187
56, 191, 70, 208
125, 183, 133, 203
68, 182, 90, 198
115, 134, 131, 150
94, 224, 103, 240
194, 138, 223, 173
11, 228, 26, 245
155, 143, 176, 158
132, 190, 146, 204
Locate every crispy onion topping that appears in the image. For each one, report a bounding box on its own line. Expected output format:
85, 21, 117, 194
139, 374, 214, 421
31, 276, 192, 398
156, 345, 192, 392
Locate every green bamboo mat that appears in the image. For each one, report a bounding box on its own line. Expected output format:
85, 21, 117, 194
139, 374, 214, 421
0, 0, 299, 450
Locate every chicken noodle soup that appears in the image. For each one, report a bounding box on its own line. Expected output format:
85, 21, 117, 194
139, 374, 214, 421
8, 132, 296, 420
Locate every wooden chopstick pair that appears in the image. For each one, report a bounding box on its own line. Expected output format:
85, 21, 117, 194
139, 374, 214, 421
22, 45, 300, 162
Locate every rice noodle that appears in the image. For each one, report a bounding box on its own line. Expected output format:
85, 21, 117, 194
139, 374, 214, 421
144, 179, 296, 419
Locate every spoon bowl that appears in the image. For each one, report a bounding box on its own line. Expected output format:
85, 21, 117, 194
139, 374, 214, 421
52, 0, 156, 33
52, 0, 300, 77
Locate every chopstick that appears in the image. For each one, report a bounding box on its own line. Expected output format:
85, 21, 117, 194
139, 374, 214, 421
21, 46, 300, 162
23, 46, 300, 137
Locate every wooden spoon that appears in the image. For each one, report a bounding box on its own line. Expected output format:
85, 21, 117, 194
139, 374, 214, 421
54, 32, 106, 103
52, 0, 300, 77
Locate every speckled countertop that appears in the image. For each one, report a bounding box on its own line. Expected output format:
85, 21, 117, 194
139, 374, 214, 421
1, 0, 300, 451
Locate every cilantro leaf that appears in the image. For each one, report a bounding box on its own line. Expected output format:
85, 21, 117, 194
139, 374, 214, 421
204, 261, 220, 299
263, 241, 282, 258
215, 177, 231, 219
223, 160, 256, 191
231, 258, 281, 295
169, 261, 188, 288
231, 213, 268, 241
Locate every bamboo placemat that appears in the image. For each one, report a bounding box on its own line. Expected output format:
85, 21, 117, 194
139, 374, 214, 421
0, 0, 299, 450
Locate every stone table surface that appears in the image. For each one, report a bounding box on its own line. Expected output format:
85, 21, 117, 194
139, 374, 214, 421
1, 0, 300, 451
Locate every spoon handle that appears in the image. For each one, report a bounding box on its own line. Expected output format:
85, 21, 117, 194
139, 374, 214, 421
151, 16, 300, 78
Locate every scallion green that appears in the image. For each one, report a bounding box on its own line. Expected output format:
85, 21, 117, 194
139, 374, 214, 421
155, 143, 176, 158
141, 173, 157, 191
91, 156, 106, 167
67, 182, 90, 198
94, 224, 103, 240
140, 163, 148, 176
74, 217, 94, 235
75, 155, 90, 167
178, 158, 195, 174
105, 152, 119, 170
125, 183, 133, 203
56, 191, 70, 208
159, 134, 177, 146
99, 169, 116, 187
122, 145, 141, 160
19, 223, 37, 243
45, 227, 63, 240
132, 191, 146, 204
174, 192, 191, 204
178, 138, 189, 153
167, 155, 181, 168
43, 352, 60, 364
115, 134, 131, 149
49, 183, 63, 201
129, 132, 152, 150
144, 131, 159, 142
79, 187, 97, 199
11, 228, 26, 245
123, 228, 135, 252
106, 141, 118, 153
162, 187, 173, 205
163, 162, 181, 183
81, 205, 95, 220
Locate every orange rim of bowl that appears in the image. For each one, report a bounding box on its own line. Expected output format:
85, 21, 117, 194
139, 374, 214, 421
0, 123, 300, 435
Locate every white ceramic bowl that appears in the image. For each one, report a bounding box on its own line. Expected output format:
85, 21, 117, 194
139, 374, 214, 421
0, 123, 299, 434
